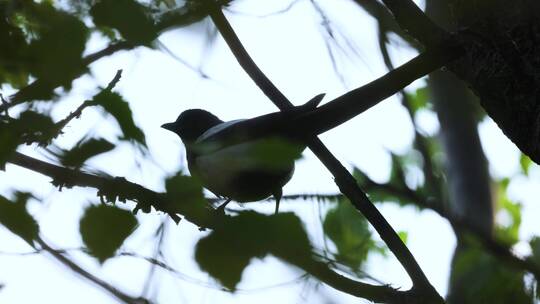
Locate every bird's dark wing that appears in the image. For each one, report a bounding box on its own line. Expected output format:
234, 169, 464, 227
196, 93, 325, 148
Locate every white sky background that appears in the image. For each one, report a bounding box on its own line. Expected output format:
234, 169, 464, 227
1, 0, 539, 303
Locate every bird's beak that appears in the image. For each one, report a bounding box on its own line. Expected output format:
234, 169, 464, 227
161, 122, 175, 131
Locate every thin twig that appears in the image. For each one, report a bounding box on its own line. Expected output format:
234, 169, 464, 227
52, 70, 124, 137
3, 42, 134, 111
36, 236, 149, 304
225, 0, 302, 18
141, 220, 167, 298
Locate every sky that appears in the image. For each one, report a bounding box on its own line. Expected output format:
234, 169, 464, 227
1, 0, 539, 303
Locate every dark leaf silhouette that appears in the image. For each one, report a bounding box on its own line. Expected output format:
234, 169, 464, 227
90, 91, 146, 147
0, 193, 38, 246
91, 0, 157, 45
450, 245, 533, 303
195, 211, 311, 290
25, 2, 88, 94
79, 204, 138, 263
0, 3, 30, 88
59, 137, 115, 168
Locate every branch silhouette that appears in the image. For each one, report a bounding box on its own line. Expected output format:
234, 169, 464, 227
36, 236, 149, 304
204, 2, 451, 302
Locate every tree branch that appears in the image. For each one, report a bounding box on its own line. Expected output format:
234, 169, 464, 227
6, 152, 422, 303
352, 0, 421, 48
36, 236, 149, 304
205, 3, 444, 302
379, 0, 450, 47
52, 70, 124, 138
2, 42, 134, 111
6, 152, 191, 224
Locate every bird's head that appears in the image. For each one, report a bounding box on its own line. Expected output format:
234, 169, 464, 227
161, 109, 223, 143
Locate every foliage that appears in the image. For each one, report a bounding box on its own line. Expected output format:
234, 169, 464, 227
323, 197, 386, 271
0, 192, 38, 246
79, 204, 138, 263
0, 0, 539, 303
195, 211, 312, 290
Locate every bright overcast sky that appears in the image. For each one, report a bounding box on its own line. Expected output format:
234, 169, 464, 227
1, 0, 539, 303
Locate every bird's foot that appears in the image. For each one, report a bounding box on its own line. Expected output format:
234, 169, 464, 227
273, 188, 283, 215
216, 198, 232, 213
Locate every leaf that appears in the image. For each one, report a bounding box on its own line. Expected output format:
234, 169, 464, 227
406, 86, 430, 115
249, 138, 303, 170
451, 245, 532, 303
60, 137, 115, 168
91, 0, 157, 45
165, 174, 206, 205
15, 111, 57, 144
0, 193, 39, 246
398, 231, 408, 244
520, 154, 533, 175
25, 2, 89, 90
388, 152, 407, 188
90, 91, 146, 146
323, 198, 385, 270
79, 204, 138, 263
195, 211, 311, 291
0, 4, 30, 88
494, 178, 522, 246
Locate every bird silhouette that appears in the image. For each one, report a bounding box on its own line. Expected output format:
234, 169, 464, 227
162, 93, 329, 213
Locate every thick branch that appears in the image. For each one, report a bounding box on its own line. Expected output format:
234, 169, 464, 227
379, 0, 450, 47
293, 47, 460, 136
7, 152, 191, 224
206, 4, 444, 302
351, 0, 421, 48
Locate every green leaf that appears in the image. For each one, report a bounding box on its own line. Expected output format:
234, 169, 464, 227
388, 152, 407, 188
0, 4, 30, 88
249, 138, 303, 171
451, 245, 532, 303
165, 174, 206, 206
494, 178, 522, 246
520, 154, 533, 175
90, 91, 146, 146
406, 86, 429, 115
323, 198, 385, 270
398, 231, 408, 244
0, 193, 39, 246
25, 3, 89, 89
79, 204, 138, 263
60, 137, 115, 168
15, 111, 57, 144
91, 0, 157, 45
195, 211, 311, 291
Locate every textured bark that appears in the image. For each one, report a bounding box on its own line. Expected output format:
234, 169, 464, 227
446, 0, 540, 164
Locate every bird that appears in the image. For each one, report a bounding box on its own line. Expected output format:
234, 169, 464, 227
162, 94, 326, 214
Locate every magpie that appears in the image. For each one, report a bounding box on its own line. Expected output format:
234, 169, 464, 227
162, 94, 326, 213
